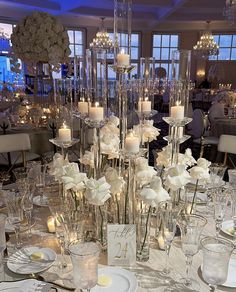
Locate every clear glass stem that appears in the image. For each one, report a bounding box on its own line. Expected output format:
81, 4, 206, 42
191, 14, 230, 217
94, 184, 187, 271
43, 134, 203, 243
209, 284, 217, 291
14, 226, 21, 248
59, 237, 67, 269
25, 211, 32, 238
185, 255, 193, 286
164, 243, 171, 274
215, 219, 221, 238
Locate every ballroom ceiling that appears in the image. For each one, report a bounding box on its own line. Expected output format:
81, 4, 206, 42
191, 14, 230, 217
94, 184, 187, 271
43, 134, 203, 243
0, 0, 233, 31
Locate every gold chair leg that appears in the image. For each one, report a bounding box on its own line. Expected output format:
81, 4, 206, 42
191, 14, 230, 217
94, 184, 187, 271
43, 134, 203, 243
22, 150, 26, 168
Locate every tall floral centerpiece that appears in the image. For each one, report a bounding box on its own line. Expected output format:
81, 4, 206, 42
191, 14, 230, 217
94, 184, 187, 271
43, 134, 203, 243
11, 11, 71, 102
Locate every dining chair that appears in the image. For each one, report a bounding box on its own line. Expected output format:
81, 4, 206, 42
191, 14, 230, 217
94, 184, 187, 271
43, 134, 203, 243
189, 109, 219, 157
0, 133, 40, 168
218, 134, 236, 167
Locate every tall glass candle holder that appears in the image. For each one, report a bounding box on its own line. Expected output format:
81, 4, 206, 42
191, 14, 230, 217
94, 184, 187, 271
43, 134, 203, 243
113, 0, 132, 68
86, 48, 108, 116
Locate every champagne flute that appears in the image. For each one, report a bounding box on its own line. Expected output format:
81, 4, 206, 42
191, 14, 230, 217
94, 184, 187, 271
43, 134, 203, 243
177, 213, 207, 290
5, 191, 23, 249
213, 187, 230, 238
22, 188, 34, 238
158, 200, 179, 276
201, 236, 234, 291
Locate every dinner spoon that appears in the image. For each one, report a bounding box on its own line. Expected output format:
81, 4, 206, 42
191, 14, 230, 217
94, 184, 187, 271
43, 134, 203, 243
30, 274, 76, 291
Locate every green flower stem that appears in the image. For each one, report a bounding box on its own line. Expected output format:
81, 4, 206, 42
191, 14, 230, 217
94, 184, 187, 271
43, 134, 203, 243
190, 179, 198, 214
115, 194, 120, 224
70, 190, 78, 211
98, 206, 104, 245
140, 206, 151, 254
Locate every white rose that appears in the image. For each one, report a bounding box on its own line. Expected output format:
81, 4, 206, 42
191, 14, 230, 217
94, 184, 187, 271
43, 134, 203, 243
189, 166, 210, 182
61, 163, 87, 192
84, 177, 111, 206
105, 167, 125, 194
79, 150, 94, 168
196, 158, 211, 169
164, 165, 191, 191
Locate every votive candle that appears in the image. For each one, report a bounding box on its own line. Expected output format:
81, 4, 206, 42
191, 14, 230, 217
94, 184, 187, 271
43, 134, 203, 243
58, 122, 71, 142
170, 102, 184, 120
89, 102, 104, 121
125, 132, 140, 153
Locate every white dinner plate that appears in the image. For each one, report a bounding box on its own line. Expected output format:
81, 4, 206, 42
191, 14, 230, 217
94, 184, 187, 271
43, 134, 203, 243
222, 258, 236, 288
90, 267, 138, 292
221, 220, 235, 237
0, 279, 48, 292
7, 246, 56, 274
33, 195, 48, 207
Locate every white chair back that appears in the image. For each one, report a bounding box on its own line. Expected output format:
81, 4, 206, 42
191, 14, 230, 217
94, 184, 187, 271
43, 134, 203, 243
189, 109, 205, 139
218, 134, 236, 155
0, 133, 31, 153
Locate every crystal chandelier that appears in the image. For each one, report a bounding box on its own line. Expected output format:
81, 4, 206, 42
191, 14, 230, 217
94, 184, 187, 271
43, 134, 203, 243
90, 17, 113, 51
223, 0, 236, 25
193, 22, 219, 59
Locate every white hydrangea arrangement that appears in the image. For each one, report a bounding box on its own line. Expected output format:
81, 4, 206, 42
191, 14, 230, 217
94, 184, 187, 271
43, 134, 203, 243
11, 11, 71, 72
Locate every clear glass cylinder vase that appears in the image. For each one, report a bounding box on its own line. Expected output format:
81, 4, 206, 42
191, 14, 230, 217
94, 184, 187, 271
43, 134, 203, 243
170, 50, 192, 118
113, 0, 132, 67
136, 201, 152, 262
95, 204, 108, 249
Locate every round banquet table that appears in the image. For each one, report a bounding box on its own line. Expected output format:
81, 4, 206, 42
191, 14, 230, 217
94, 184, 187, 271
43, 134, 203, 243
211, 117, 236, 137
1, 188, 236, 292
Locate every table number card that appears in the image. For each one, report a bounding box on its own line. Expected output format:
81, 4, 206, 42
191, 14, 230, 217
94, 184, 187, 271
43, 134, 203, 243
107, 224, 136, 266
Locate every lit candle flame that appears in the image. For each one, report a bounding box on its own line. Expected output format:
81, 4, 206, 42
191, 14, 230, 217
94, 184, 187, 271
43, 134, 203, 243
62, 122, 68, 129
176, 101, 181, 106
95, 102, 99, 107
145, 97, 148, 101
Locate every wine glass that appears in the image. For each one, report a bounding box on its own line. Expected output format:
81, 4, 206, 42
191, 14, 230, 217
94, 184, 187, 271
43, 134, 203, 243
177, 213, 207, 290
4, 191, 23, 249
158, 200, 179, 276
212, 186, 230, 238
201, 236, 234, 291
69, 241, 100, 292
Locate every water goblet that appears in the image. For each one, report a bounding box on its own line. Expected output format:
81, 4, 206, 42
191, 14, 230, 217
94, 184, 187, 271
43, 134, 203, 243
34, 164, 47, 204
201, 236, 234, 291
158, 200, 179, 275
69, 241, 100, 291
212, 187, 230, 238
177, 213, 207, 290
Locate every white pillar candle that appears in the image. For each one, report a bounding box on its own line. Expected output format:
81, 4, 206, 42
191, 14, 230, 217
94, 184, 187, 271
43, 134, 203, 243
89, 102, 104, 121
117, 51, 130, 67
47, 216, 55, 233
125, 132, 140, 153
78, 100, 89, 114
141, 99, 151, 112
170, 102, 184, 120
58, 122, 71, 142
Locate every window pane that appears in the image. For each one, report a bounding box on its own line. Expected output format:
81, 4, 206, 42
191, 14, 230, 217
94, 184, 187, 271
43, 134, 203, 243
232, 35, 236, 47
209, 55, 218, 61
131, 34, 139, 46
75, 45, 83, 56
153, 35, 161, 47
219, 35, 232, 47
67, 30, 74, 44
170, 35, 178, 47
69, 44, 74, 57
231, 48, 236, 60
153, 48, 160, 59
161, 48, 169, 60
162, 35, 170, 47
131, 47, 138, 59
0, 23, 12, 38
213, 35, 220, 44
108, 66, 116, 80
218, 48, 231, 60
74, 31, 82, 44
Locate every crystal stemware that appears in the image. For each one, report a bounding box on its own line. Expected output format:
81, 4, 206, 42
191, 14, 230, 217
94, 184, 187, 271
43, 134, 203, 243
201, 236, 234, 291
22, 186, 34, 238
212, 187, 230, 238
177, 213, 207, 290
69, 241, 100, 292
4, 191, 23, 249
158, 200, 179, 276
34, 164, 47, 204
